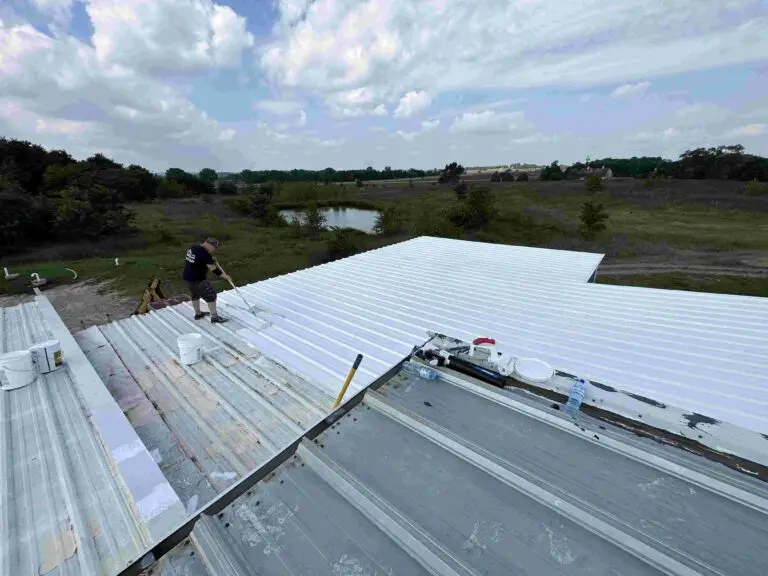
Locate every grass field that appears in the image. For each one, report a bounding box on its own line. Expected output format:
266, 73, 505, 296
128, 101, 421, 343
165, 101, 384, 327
2, 178, 767, 299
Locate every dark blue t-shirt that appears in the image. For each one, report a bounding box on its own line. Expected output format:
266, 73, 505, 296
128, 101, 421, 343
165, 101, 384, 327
183, 245, 213, 282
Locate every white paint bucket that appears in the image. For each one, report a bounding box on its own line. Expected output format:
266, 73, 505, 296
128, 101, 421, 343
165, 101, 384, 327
0, 350, 36, 391
29, 340, 63, 374
514, 357, 555, 383
177, 333, 203, 365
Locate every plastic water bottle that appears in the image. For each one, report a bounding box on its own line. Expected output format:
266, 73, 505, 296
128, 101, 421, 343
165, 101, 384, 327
401, 360, 440, 380
563, 378, 589, 418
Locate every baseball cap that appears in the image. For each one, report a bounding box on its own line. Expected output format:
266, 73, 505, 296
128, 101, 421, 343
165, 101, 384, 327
205, 237, 220, 248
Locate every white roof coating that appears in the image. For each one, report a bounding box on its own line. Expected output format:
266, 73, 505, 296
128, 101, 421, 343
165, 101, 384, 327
215, 236, 768, 437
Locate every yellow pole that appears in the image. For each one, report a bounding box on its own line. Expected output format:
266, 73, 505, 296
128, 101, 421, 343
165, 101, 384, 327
333, 354, 363, 409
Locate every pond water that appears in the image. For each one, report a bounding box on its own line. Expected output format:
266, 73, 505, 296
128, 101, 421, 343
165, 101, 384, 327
279, 207, 379, 233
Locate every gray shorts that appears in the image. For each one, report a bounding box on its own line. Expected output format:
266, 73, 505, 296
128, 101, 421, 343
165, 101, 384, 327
186, 280, 216, 303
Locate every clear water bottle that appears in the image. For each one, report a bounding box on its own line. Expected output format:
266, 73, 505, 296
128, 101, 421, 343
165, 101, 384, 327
401, 360, 440, 380
563, 378, 589, 418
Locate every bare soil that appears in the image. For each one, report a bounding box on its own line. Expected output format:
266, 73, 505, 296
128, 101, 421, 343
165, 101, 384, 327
0, 281, 137, 333
599, 250, 768, 277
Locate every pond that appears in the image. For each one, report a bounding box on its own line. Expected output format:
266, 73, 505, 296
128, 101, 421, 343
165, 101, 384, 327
279, 207, 379, 233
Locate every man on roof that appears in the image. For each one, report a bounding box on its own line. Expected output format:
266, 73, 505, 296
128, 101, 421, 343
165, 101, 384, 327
183, 237, 229, 323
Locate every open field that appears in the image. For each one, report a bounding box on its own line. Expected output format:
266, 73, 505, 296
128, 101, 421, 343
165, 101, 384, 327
2, 179, 768, 308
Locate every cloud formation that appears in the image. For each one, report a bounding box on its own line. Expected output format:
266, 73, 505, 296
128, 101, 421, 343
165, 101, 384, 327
611, 82, 651, 99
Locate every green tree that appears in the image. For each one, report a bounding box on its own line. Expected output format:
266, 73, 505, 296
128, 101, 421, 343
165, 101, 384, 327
585, 174, 603, 192
54, 185, 134, 239
539, 161, 564, 181
304, 203, 327, 237
373, 207, 404, 236
218, 181, 238, 195
438, 162, 465, 184
156, 178, 189, 198
579, 200, 608, 240
199, 168, 218, 183
326, 227, 363, 261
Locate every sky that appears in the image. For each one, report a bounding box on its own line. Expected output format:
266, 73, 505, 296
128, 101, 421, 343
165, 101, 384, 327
0, 0, 767, 172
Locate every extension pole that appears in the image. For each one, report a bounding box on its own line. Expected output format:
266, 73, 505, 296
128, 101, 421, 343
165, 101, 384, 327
214, 258, 252, 312
333, 354, 364, 409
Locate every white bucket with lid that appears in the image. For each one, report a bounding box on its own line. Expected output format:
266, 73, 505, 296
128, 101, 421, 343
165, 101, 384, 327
177, 333, 203, 365
0, 350, 37, 390
29, 340, 63, 374
514, 357, 555, 383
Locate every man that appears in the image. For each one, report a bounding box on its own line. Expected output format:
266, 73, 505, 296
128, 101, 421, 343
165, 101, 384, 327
183, 238, 229, 323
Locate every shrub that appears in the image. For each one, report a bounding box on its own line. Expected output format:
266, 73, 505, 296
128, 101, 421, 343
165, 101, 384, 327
454, 181, 468, 200
224, 195, 251, 215
326, 227, 363, 261
373, 207, 404, 236
516, 173, 529, 182
54, 185, 135, 239
355, 179, 364, 188
744, 179, 767, 196
288, 215, 303, 238
585, 174, 603, 192
304, 203, 327, 236
250, 191, 272, 220
408, 179, 414, 188
217, 181, 238, 195
579, 200, 609, 240
156, 179, 190, 199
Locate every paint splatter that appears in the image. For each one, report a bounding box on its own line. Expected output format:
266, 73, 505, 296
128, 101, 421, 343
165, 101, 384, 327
462, 520, 505, 558
235, 501, 297, 555
211, 471, 238, 481
150, 448, 162, 464
544, 525, 575, 565
332, 553, 369, 575
186, 495, 199, 515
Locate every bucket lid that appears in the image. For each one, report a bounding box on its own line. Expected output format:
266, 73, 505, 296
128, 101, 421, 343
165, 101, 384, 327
28, 340, 60, 350
515, 357, 554, 383
178, 333, 203, 343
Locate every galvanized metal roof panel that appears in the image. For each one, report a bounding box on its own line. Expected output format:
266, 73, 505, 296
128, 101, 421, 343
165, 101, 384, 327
78, 302, 334, 506
135, 366, 768, 576
218, 237, 768, 437
0, 300, 184, 576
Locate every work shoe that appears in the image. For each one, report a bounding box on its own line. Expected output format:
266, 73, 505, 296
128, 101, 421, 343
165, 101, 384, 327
210, 315, 228, 324
194, 312, 210, 320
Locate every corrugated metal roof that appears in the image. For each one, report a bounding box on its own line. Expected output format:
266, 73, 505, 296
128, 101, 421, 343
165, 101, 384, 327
0, 299, 185, 576
77, 303, 334, 508
211, 236, 768, 437
128, 364, 768, 576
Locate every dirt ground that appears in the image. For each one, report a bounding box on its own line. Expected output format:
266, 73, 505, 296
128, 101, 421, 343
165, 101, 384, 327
0, 281, 137, 332
599, 250, 768, 277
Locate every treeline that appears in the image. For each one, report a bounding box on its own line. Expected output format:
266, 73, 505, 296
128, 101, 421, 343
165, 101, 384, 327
234, 166, 432, 184
540, 145, 768, 181
0, 138, 230, 252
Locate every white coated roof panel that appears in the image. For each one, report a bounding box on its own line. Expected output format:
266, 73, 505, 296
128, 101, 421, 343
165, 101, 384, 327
214, 237, 768, 437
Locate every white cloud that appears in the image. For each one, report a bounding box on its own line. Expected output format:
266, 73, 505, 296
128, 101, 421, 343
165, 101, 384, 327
253, 99, 304, 115
421, 119, 440, 131
262, 1, 767, 115
728, 124, 767, 137
0, 17, 251, 171
217, 128, 236, 141
611, 81, 650, 99
30, 0, 74, 30
88, 0, 254, 75
449, 110, 530, 134
394, 91, 432, 118
627, 128, 680, 142
35, 117, 91, 135
296, 109, 307, 126
396, 130, 418, 141
373, 104, 388, 116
